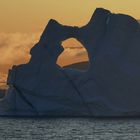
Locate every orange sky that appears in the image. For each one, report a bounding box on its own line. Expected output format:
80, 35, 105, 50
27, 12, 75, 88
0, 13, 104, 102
0, 0, 140, 33
0, 1, 140, 74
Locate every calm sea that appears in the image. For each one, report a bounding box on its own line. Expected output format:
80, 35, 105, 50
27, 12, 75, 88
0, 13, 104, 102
0, 117, 140, 139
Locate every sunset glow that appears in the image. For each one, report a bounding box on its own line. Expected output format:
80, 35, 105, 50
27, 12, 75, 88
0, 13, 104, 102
0, 0, 140, 33
0, 0, 140, 75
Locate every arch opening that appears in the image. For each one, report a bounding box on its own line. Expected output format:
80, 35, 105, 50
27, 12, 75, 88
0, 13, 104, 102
57, 38, 89, 71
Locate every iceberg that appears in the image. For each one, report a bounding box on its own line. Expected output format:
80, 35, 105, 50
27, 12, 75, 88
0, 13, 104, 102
0, 8, 140, 117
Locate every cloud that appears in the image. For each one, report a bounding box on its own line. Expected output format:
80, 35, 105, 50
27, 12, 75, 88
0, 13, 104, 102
0, 32, 88, 74
0, 32, 40, 73
62, 47, 87, 57
0, 73, 7, 83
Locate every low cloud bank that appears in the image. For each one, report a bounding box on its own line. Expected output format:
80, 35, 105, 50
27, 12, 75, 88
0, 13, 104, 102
0, 32, 40, 73
0, 32, 88, 75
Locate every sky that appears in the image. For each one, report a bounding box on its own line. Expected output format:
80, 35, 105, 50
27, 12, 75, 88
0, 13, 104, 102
0, 0, 140, 33
0, 0, 140, 75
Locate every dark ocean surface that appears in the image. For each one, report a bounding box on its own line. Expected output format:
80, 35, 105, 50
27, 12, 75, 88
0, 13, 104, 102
0, 117, 140, 139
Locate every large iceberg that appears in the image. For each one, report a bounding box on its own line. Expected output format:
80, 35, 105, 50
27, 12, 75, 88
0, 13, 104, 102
0, 8, 140, 117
